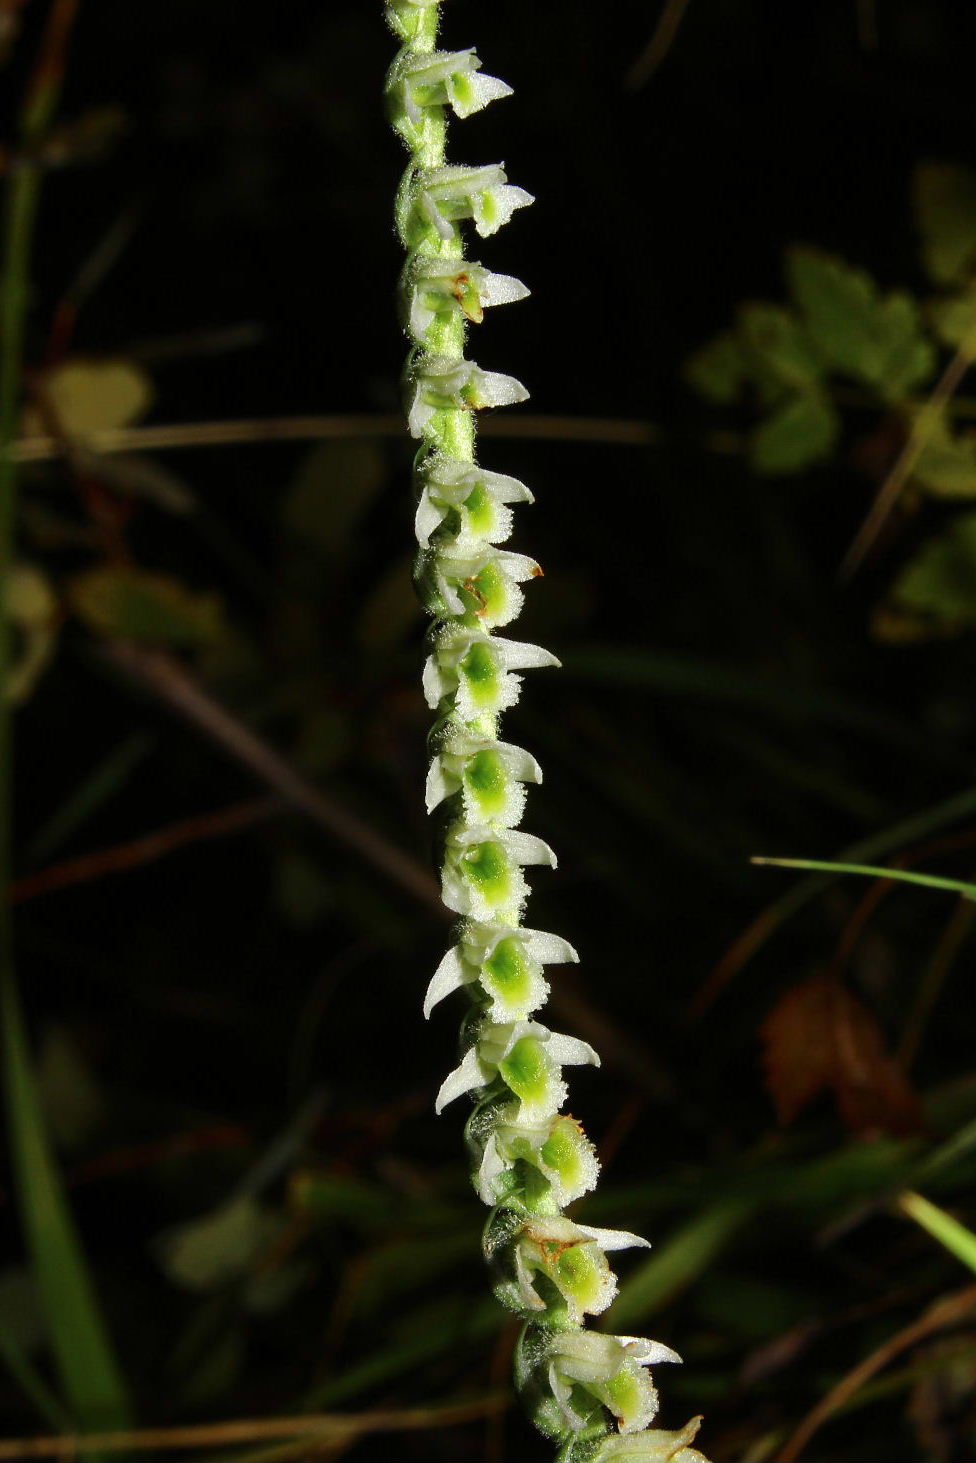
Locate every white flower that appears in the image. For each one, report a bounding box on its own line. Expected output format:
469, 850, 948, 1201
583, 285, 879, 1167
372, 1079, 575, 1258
408, 353, 529, 438
388, 48, 513, 137
405, 256, 530, 340
590, 1417, 709, 1463
441, 822, 557, 920
420, 544, 540, 625
501, 1215, 649, 1324
548, 1331, 680, 1435
422, 626, 559, 719
425, 729, 541, 824
436, 1019, 598, 1119
476, 1109, 599, 1207
415, 456, 534, 550
416, 163, 534, 240
424, 920, 576, 1020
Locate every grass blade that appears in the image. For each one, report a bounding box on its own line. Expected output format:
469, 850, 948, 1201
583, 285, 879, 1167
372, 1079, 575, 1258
752, 855, 976, 899
0, 1323, 73, 1432
2, 968, 132, 1431
898, 1190, 976, 1275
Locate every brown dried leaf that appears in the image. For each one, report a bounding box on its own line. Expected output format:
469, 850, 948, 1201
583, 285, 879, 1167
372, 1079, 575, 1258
761, 972, 922, 1136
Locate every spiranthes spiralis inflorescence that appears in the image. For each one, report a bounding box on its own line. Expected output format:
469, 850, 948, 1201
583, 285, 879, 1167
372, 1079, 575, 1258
385, 4, 712, 1458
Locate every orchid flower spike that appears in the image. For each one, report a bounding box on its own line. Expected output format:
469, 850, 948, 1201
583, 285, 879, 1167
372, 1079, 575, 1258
385, 0, 712, 1457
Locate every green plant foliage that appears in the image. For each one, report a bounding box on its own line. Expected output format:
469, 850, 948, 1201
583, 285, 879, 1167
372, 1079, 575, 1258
785, 246, 936, 399
898, 1191, 976, 1276
927, 290, 976, 348
749, 392, 839, 474
1, 976, 132, 1433
883, 511, 976, 636
913, 161, 976, 288
682, 331, 747, 405
912, 411, 976, 497
67, 565, 226, 646
687, 243, 937, 475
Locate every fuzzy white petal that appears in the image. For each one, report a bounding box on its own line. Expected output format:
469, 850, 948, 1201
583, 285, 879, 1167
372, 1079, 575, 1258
476, 1132, 509, 1203
479, 270, 531, 307
493, 637, 561, 672
577, 1223, 650, 1252
423, 947, 468, 1018
472, 182, 535, 236
435, 1045, 486, 1113
545, 1031, 601, 1067
424, 757, 452, 813
503, 830, 557, 868
451, 71, 514, 118
523, 928, 579, 965
470, 368, 530, 409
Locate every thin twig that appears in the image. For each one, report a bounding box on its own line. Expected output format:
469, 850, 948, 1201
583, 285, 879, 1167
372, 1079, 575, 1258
778, 1285, 976, 1462
840, 324, 976, 580
10, 412, 746, 461
99, 641, 446, 915
12, 796, 278, 904
0, 1395, 510, 1460
625, 0, 693, 89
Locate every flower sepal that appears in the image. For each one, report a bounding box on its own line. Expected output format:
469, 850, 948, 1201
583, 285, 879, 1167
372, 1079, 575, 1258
403, 256, 529, 341
425, 919, 576, 1021
485, 1211, 648, 1325
436, 1018, 598, 1119
577, 1417, 710, 1463
475, 1108, 600, 1206
387, 48, 513, 145
423, 625, 559, 720
414, 455, 534, 550
398, 162, 534, 248
407, 353, 529, 439
416, 542, 540, 625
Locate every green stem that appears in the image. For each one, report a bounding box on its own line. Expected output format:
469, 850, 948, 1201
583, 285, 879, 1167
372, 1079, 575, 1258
0, 2, 133, 1441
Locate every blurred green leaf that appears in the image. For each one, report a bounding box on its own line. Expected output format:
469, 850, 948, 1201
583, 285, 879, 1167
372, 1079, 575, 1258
912, 412, 976, 497
750, 391, 839, 474
927, 290, 976, 349
604, 1196, 756, 1329
283, 440, 387, 560
1, 969, 132, 1431
786, 245, 935, 397
737, 302, 823, 399
36, 1025, 104, 1152
913, 162, 976, 287
156, 1195, 285, 1293
882, 511, 976, 636
6, 563, 58, 704
22, 357, 152, 438
68, 565, 225, 646
684, 330, 748, 404
898, 1190, 976, 1275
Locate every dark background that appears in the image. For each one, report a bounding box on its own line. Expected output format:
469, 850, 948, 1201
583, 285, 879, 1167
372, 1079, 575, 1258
3, 2, 976, 1460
